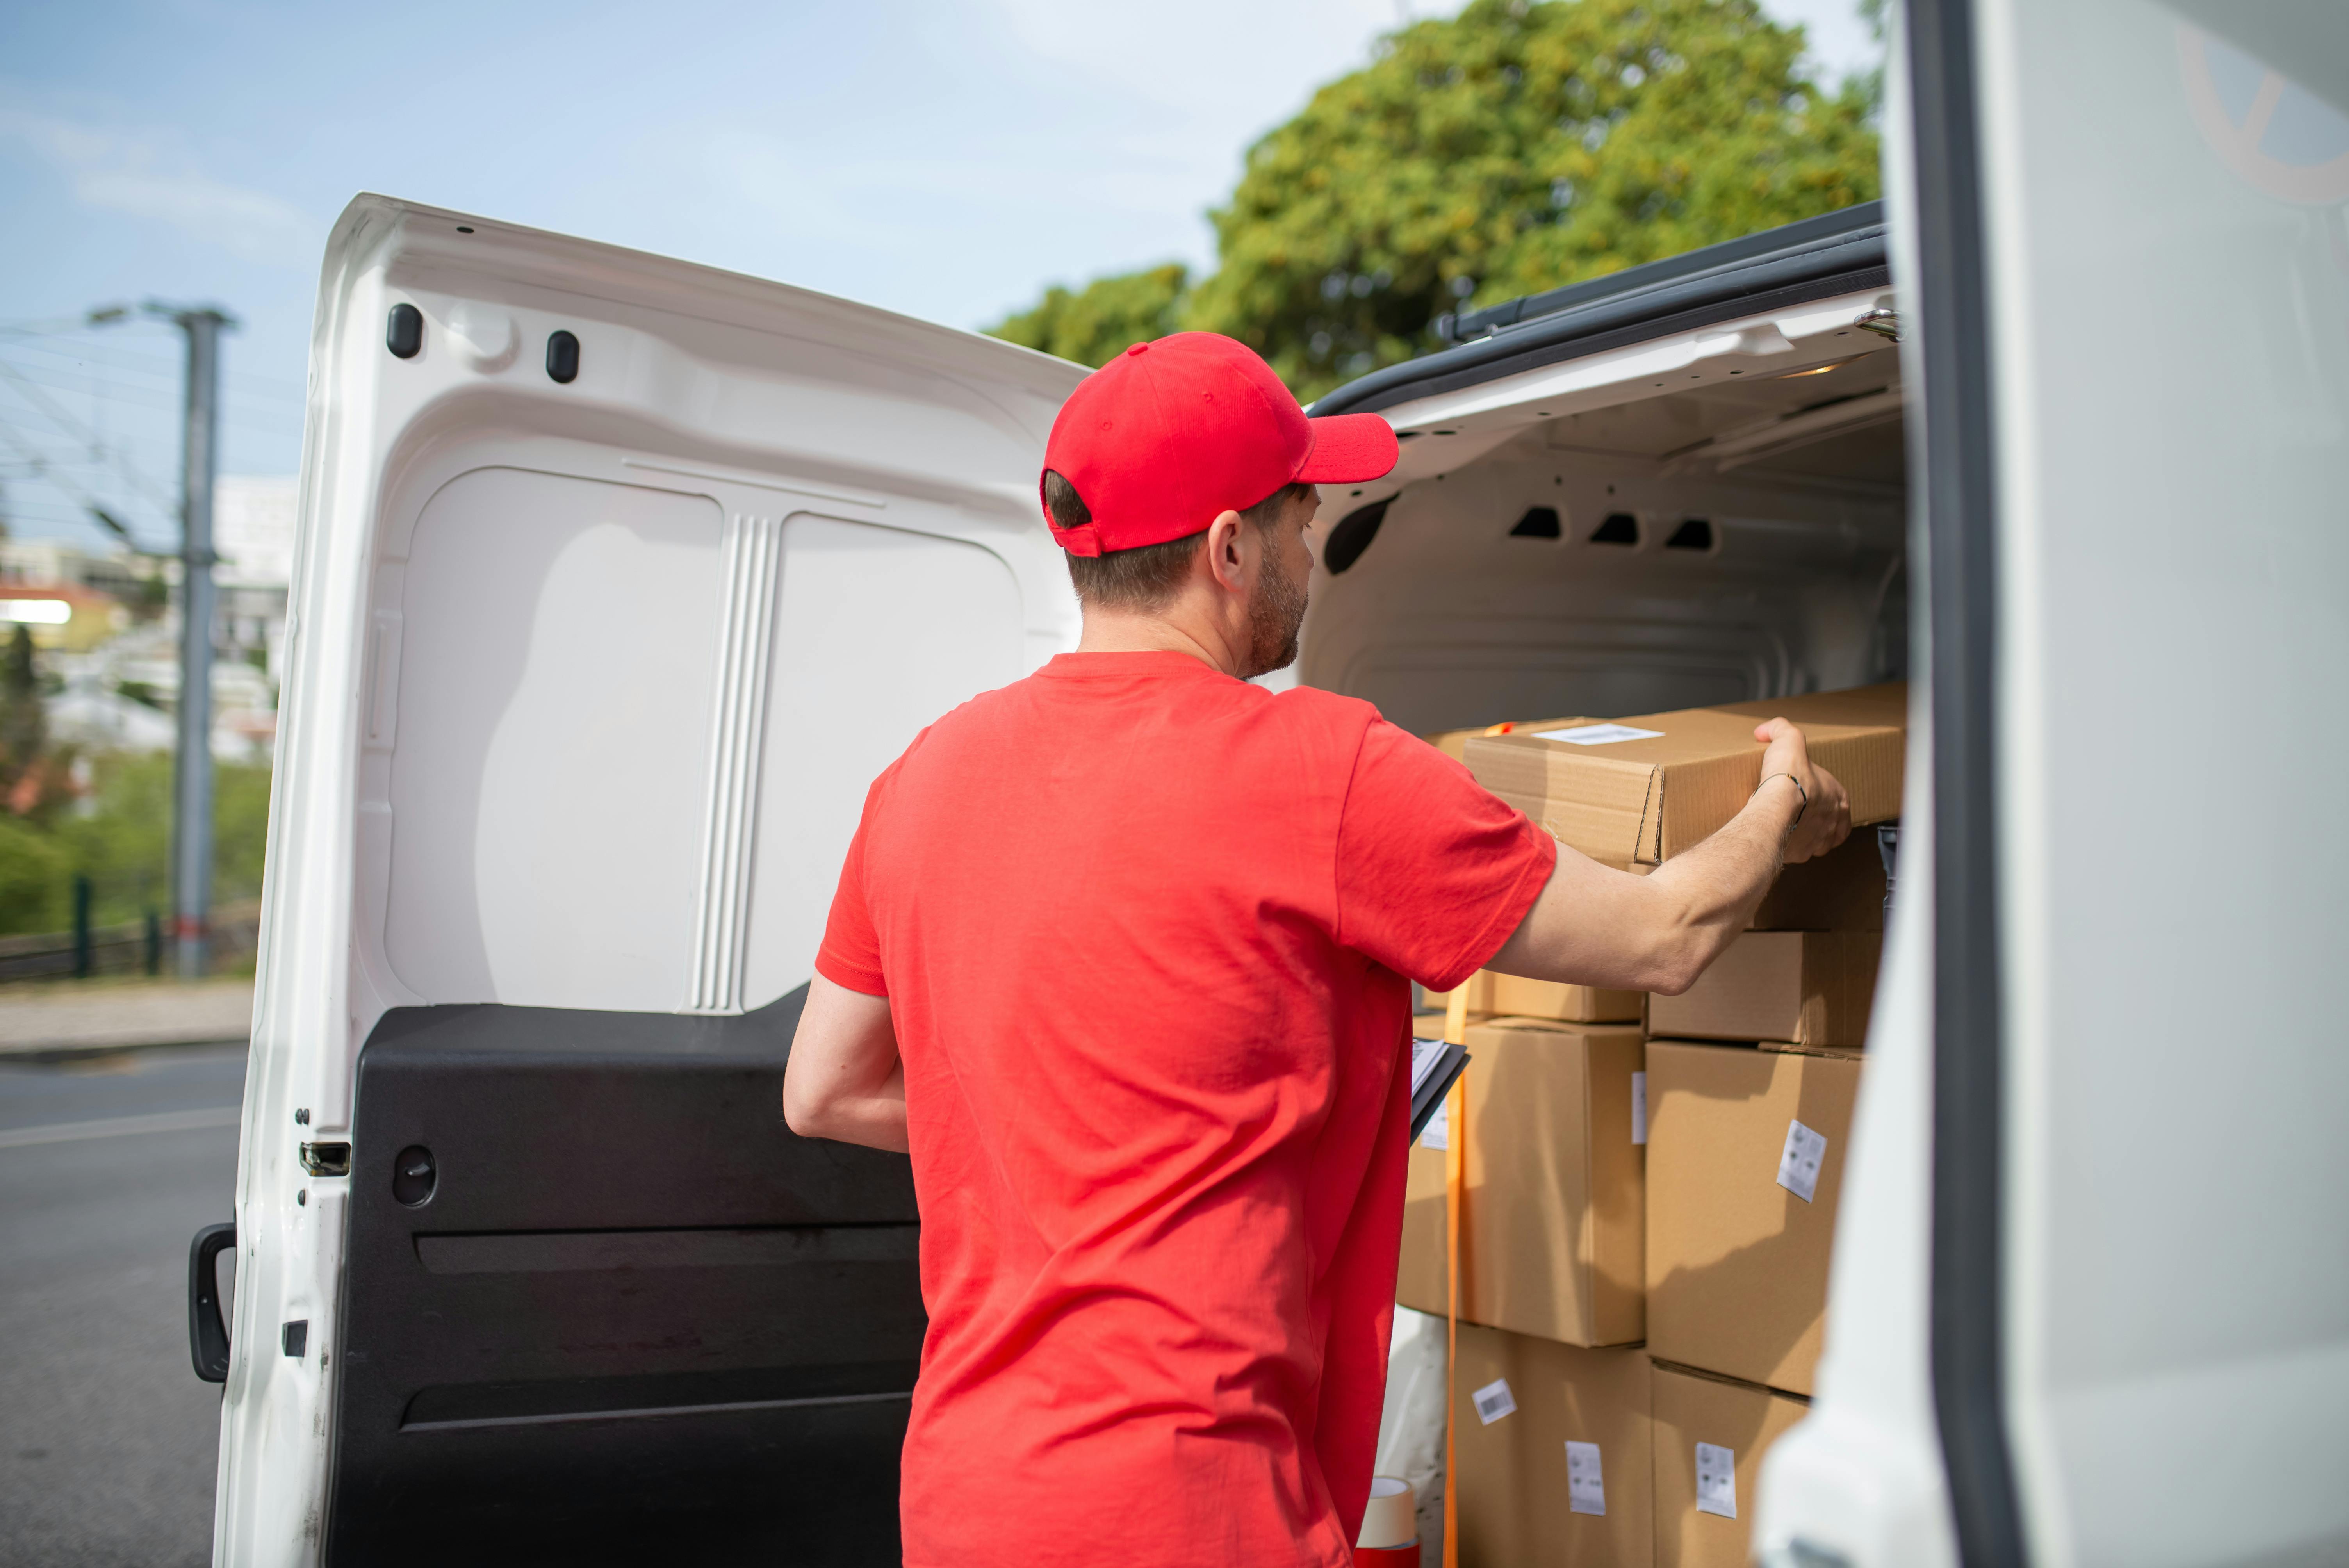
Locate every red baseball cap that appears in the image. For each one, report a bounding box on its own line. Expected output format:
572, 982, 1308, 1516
1039, 333, 1400, 556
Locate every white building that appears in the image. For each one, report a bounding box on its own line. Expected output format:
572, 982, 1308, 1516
214, 474, 296, 686
21, 475, 298, 764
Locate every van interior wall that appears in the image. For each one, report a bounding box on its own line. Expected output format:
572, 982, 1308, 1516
351, 434, 1035, 1025
1299, 386, 1909, 735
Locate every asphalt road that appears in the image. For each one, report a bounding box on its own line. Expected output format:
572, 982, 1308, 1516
0, 1043, 246, 1568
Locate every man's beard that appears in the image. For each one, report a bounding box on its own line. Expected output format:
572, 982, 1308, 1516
1242, 539, 1309, 679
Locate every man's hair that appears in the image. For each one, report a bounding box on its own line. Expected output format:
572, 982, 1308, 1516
1045, 472, 1312, 610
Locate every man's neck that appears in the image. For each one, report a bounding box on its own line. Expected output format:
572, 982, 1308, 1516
1075, 600, 1246, 677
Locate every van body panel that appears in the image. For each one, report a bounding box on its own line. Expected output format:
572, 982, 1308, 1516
1980, 2, 2349, 1564
1760, 2, 2349, 1566
1748, 7, 1961, 1565
215, 194, 1084, 1566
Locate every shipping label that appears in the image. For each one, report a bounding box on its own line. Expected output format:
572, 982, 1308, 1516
1695, 1441, 1738, 1519
1777, 1118, 1828, 1203
1565, 1440, 1606, 1516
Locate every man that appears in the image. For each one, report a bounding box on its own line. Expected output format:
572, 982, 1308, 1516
784, 332, 1851, 1566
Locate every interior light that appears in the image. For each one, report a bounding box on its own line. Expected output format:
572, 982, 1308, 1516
0, 600, 72, 625
1780, 364, 1838, 378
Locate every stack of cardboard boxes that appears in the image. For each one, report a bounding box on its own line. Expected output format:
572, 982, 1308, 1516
1399, 686, 1903, 1566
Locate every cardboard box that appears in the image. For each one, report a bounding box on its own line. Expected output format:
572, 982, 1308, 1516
1646, 931, 1881, 1049
1651, 1360, 1811, 1568
1750, 829, 1887, 932
1421, 969, 1643, 1025
1463, 684, 1906, 869
1645, 1042, 1861, 1394
1396, 1018, 1645, 1346
1399, 1135, 1449, 1316
1451, 1322, 1652, 1568
1423, 716, 1597, 764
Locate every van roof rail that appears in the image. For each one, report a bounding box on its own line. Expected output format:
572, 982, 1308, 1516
1310, 200, 1888, 419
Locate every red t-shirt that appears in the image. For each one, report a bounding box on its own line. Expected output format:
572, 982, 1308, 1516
816, 651, 1554, 1568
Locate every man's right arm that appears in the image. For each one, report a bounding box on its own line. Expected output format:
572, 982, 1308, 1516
1484, 718, 1853, 995
783, 975, 908, 1152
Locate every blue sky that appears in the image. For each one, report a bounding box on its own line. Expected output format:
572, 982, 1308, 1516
0, 0, 1880, 551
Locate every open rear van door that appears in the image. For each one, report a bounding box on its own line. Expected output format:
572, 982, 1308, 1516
1761, 2, 2349, 1565
210, 196, 1084, 1567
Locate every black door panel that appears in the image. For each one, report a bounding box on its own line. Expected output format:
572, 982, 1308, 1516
328, 985, 922, 1566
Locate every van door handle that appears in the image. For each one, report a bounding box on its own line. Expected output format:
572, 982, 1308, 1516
188, 1222, 235, 1383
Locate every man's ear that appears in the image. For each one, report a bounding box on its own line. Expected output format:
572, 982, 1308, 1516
1204, 509, 1248, 592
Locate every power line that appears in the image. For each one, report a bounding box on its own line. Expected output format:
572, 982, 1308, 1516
1, 335, 306, 401
0, 362, 301, 431
0, 314, 113, 336
0, 420, 168, 552
0, 359, 181, 513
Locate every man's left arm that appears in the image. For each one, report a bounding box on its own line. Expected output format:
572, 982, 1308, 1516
1332, 718, 1563, 994
783, 974, 908, 1152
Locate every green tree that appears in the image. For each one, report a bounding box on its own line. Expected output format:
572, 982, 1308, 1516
988, 0, 1880, 402
986, 263, 1191, 368
1189, 0, 1881, 401
51, 752, 276, 927
0, 624, 45, 809
0, 813, 69, 933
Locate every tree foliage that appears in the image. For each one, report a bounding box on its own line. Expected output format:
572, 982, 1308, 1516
0, 625, 46, 809
0, 814, 68, 934
986, 264, 1191, 368
0, 752, 275, 935
987, 0, 1880, 403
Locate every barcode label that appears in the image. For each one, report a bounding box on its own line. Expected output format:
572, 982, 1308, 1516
1470, 1377, 1517, 1425
1565, 1440, 1606, 1515
1631, 1071, 1647, 1145
1695, 1441, 1738, 1519
1777, 1119, 1828, 1203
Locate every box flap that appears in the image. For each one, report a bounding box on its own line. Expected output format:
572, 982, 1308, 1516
1714, 681, 1909, 729
1467, 744, 1665, 866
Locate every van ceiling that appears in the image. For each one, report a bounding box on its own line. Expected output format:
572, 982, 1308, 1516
1298, 341, 1909, 733
1533, 346, 1904, 491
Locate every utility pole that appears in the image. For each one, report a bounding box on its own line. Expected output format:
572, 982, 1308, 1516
151, 303, 236, 980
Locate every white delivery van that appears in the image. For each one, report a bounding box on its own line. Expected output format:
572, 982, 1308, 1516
193, 0, 2349, 1563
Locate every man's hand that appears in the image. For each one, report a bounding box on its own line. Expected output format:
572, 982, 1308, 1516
1754, 717, 1852, 864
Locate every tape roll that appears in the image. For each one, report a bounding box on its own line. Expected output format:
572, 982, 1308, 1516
1358, 1476, 1415, 1550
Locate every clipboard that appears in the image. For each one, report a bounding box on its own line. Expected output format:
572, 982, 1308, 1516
1408, 1035, 1470, 1143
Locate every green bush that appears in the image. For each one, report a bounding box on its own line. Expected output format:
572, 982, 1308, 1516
0, 751, 281, 933
0, 814, 71, 934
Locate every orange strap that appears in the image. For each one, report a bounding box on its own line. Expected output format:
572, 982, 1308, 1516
1441, 986, 1470, 1568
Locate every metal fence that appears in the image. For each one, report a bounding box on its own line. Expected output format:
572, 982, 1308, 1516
0, 895, 262, 983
